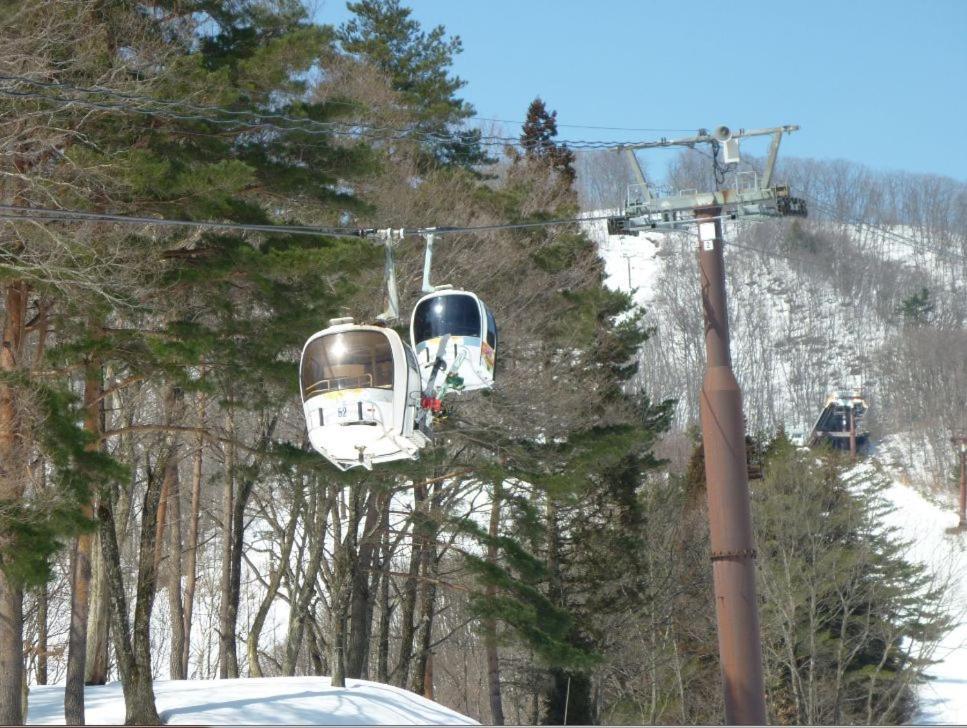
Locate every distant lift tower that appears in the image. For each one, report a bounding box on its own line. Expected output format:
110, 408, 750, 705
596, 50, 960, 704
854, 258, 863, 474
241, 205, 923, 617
607, 125, 807, 725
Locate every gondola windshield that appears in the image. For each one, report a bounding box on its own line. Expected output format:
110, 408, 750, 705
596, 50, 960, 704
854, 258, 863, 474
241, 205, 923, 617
413, 295, 481, 343
301, 331, 395, 398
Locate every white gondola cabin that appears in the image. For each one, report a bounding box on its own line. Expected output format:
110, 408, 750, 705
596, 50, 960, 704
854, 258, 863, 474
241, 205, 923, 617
300, 318, 428, 471
410, 290, 497, 393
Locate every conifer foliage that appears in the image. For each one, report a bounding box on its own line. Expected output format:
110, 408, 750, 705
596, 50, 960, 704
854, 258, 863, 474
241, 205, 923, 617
520, 98, 576, 186
338, 0, 489, 167
754, 436, 950, 724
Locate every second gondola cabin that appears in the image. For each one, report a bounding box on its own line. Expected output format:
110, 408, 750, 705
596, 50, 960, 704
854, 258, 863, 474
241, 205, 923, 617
410, 289, 497, 393
300, 318, 428, 471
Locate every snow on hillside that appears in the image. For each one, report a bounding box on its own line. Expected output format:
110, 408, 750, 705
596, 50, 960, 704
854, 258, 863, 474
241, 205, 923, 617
869, 466, 967, 724
584, 212, 960, 452
27, 676, 478, 725
581, 214, 662, 307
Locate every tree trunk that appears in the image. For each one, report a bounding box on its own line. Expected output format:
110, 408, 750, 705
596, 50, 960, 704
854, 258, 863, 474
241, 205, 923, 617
36, 581, 48, 686
85, 531, 111, 685
306, 617, 329, 676
329, 484, 349, 688
360, 494, 386, 681
485, 482, 505, 725
423, 653, 434, 701
65, 539, 93, 724
411, 481, 439, 697
247, 485, 302, 678
129, 451, 167, 725
410, 537, 437, 697
98, 498, 161, 725
223, 415, 275, 678
394, 480, 427, 688
282, 485, 330, 676
376, 503, 392, 684
181, 391, 205, 679
345, 488, 382, 679
65, 357, 103, 724
542, 498, 569, 724
0, 280, 28, 725
0, 572, 23, 725
394, 537, 420, 688
546, 498, 562, 604
152, 467, 169, 583
165, 442, 185, 680
329, 597, 348, 688
225, 469, 255, 680
86, 363, 118, 686
217, 410, 235, 679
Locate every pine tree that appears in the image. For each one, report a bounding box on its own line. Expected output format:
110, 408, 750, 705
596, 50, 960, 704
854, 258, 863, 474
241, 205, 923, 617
520, 98, 576, 186
754, 441, 951, 724
897, 286, 935, 326
338, 0, 490, 167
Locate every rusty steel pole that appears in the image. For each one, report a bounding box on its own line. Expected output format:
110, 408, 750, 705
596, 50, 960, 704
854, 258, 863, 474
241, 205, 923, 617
696, 207, 767, 725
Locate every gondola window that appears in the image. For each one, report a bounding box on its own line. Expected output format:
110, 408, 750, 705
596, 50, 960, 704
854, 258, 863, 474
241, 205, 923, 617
301, 332, 395, 396
413, 295, 481, 342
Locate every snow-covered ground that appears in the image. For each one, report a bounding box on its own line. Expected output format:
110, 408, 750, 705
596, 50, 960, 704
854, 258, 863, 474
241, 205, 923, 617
26, 676, 478, 725
872, 466, 967, 724
582, 214, 662, 308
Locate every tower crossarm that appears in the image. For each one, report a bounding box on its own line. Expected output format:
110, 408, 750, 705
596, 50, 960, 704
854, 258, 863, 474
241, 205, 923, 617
609, 184, 806, 234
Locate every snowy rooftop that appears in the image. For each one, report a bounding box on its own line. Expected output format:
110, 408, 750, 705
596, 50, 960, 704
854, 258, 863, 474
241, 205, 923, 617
27, 676, 478, 725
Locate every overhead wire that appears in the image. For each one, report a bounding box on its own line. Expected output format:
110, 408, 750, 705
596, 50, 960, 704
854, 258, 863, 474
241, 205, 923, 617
627, 217, 965, 299
472, 117, 694, 133
0, 75, 649, 150
799, 194, 967, 265
7, 74, 959, 271
0, 72, 367, 123
0, 203, 619, 238
714, 151, 966, 265
0, 204, 361, 238
0, 73, 698, 135
0, 85, 480, 146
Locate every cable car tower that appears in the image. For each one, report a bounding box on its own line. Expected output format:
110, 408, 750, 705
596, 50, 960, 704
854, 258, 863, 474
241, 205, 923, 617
605, 124, 807, 725
607, 125, 806, 234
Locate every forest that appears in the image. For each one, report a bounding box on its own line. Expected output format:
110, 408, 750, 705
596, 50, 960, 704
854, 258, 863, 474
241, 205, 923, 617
0, 1, 964, 725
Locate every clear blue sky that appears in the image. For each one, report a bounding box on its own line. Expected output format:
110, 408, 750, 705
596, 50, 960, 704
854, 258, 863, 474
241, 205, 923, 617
317, 0, 966, 182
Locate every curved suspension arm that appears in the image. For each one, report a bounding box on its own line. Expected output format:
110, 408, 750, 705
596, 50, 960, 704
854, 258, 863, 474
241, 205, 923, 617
377, 236, 400, 322
421, 230, 451, 293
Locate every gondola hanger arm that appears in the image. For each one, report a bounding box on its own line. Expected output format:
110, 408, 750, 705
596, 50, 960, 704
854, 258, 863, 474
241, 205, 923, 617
375, 233, 400, 323
421, 229, 453, 293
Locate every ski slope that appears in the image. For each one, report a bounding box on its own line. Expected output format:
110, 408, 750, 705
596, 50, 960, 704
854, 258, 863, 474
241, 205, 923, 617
26, 676, 478, 725
874, 470, 967, 723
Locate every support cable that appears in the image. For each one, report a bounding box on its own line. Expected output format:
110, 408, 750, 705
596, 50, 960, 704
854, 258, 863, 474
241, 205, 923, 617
0, 203, 618, 238
0, 73, 695, 135
0, 85, 646, 151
